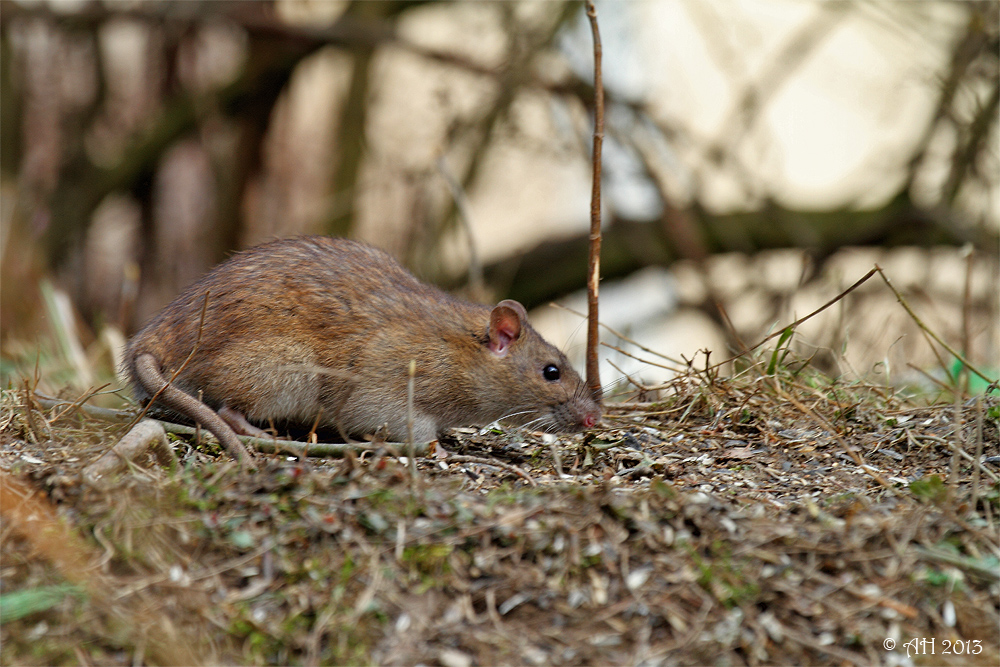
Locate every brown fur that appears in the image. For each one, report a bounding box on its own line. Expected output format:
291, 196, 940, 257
123, 237, 600, 446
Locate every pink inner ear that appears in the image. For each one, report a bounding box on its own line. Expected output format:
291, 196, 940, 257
488, 305, 522, 355
489, 330, 513, 354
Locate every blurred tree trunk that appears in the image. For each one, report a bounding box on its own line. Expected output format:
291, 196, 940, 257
0, 33, 21, 178
321, 1, 398, 237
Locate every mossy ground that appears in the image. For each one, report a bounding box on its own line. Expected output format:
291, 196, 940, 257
1, 355, 998, 665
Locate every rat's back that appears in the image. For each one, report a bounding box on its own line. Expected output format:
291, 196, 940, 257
123, 237, 447, 423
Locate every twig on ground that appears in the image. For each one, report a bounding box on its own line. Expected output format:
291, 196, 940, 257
549, 437, 564, 477
81, 419, 176, 490
712, 268, 877, 373
913, 544, 1000, 583
599, 341, 683, 375
446, 454, 536, 487
553, 302, 687, 368
906, 430, 999, 484
33, 394, 131, 422
776, 383, 900, 495
906, 363, 953, 394
31, 394, 433, 458
780, 626, 868, 666
877, 264, 995, 385
606, 359, 654, 397
715, 300, 750, 357
50, 383, 112, 423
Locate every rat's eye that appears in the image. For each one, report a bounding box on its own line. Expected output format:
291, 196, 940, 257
543, 364, 561, 382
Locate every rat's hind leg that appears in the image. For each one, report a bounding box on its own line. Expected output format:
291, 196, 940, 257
218, 406, 272, 439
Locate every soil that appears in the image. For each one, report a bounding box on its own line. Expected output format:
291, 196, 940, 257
1, 371, 998, 666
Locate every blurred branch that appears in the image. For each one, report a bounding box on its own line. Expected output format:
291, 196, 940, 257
903, 3, 998, 192
6, 0, 997, 321
322, 1, 393, 237
406, 1, 579, 271
0, 1, 501, 77
206, 34, 297, 260
44, 26, 314, 268
943, 79, 1000, 205
464, 194, 997, 310
3, 0, 509, 269
710, 2, 850, 202
717, 2, 849, 146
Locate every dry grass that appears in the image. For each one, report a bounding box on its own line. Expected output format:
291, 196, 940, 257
1, 343, 997, 666
2, 259, 998, 665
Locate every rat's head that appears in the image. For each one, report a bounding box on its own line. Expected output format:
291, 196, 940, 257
475, 299, 601, 433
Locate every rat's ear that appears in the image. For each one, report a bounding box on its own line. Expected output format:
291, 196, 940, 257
487, 299, 527, 356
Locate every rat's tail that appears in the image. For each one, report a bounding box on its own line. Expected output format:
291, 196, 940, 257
132, 353, 255, 467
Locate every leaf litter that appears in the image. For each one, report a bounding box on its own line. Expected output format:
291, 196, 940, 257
1, 357, 998, 666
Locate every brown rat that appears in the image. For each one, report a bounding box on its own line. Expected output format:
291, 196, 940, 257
123, 236, 601, 461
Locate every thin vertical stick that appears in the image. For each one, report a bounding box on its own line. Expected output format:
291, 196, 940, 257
949, 393, 962, 495
970, 396, 984, 520
585, 0, 604, 402
406, 359, 418, 491
960, 244, 973, 395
